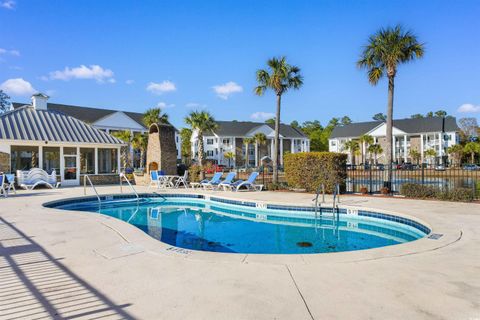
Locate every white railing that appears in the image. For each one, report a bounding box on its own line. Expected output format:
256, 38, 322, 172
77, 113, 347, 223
119, 173, 139, 199
83, 175, 101, 203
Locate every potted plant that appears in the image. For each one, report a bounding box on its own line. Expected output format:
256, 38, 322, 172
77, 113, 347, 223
359, 186, 368, 194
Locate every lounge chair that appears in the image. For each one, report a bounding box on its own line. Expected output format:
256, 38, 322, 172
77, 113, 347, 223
200, 172, 223, 189
17, 168, 59, 190
174, 170, 189, 188
223, 172, 263, 192
4, 174, 16, 195
216, 172, 237, 190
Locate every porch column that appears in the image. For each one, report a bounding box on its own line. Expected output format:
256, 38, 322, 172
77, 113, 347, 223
291, 139, 295, 153
404, 135, 408, 162
438, 132, 443, 164
392, 136, 396, 162
420, 134, 424, 163
270, 139, 274, 158
232, 137, 236, 167
38, 145, 43, 169
94, 147, 99, 174
60, 147, 64, 184
255, 143, 258, 167
117, 147, 121, 174
76, 147, 80, 182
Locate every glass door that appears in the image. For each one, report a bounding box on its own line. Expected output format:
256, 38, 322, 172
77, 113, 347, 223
63, 147, 78, 185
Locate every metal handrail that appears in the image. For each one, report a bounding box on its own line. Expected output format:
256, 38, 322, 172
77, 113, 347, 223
119, 173, 139, 199
83, 175, 101, 203
312, 184, 325, 220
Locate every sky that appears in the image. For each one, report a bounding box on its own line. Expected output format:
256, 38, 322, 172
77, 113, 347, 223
1, 0, 479, 128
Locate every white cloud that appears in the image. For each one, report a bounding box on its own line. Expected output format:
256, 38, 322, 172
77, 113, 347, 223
125, 79, 134, 85
146, 80, 176, 95
185, 102, 206, 109
0, 1, 15, 9
157, 102, 175, 109
0, 48, 20, 56
458, 103, 480, 113
0, 78, 36, 96
250, 111, 275, 121
48, 64, 115, 83
212, 81, 243, 99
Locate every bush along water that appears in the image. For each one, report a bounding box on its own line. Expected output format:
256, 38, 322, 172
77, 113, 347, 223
400, 183, 475, 202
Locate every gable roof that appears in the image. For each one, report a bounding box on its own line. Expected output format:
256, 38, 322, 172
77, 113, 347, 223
13, 102, 147, 129
0, 106, 124, 145
330, 117, 460, 139
204, 121, 307, 138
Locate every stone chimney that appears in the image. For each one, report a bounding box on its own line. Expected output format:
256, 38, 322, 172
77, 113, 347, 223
31, 93, 49, 110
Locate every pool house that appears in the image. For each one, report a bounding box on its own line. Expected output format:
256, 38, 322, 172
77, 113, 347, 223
0, 93, 125, 186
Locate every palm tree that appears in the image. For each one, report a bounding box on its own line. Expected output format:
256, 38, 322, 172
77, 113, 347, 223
447, 144, 464, 167
131, 133, 148, 170
112, 130, 133, 171
143, 107, 169, 127
409, 149, 421, 165
223, 151, 235, 168
255, 56, 303, 183
184, 111, 218, 180
424, 149, 437, 167
368, 144, 383, 165
359, 134, 374, 165
464, 142, 480, 164
357, 25, 424, 185
253, 132, 267, 166
344, 140, 360, 165
243, 137, 256, 168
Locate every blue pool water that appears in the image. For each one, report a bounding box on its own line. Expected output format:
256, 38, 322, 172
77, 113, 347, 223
48, 196, 428, 254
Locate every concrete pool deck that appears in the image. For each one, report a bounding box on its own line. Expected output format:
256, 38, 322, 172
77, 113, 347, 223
0, 186, 479, 319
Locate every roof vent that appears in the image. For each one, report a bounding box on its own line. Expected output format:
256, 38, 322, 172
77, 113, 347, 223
31, 93, 49, 110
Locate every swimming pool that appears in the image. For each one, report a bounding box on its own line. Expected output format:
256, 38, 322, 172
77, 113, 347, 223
45, 194, 430, 254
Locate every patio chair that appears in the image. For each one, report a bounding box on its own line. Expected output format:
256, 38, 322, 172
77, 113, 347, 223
174, 170, 189, 189
223, 172, 263, 192
0, 175, 6, 198
5, 174, 16, 195
148, 170, 160, 189
200, 172, 223, 189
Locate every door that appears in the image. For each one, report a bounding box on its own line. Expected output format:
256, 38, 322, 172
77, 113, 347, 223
62, 147, 79, 186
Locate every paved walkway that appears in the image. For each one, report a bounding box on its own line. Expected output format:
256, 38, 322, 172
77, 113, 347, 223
1, 186, 479, 319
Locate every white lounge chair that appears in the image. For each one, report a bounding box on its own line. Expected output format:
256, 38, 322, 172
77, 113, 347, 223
223, 172, 263, 192
201, 172, 223, 190
4, 174, 16, 195
17, 168, 59, 190
0, 175, 7, 197
148, 170, 160, 189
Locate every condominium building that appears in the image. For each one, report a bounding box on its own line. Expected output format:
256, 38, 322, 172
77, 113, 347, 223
191, 121, 309, 167
329, 117, 460, 165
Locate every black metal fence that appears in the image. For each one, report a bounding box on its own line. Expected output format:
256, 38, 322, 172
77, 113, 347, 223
346, 164, 480, 198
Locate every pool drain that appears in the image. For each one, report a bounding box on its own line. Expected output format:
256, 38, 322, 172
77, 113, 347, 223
296, 241, 313, 248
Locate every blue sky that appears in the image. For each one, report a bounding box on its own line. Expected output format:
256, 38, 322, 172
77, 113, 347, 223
1, 0, 479, 128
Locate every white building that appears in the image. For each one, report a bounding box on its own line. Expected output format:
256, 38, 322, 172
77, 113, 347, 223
191, 121, 309, 167
12, 94, 182, 166
328, 117, 460, 165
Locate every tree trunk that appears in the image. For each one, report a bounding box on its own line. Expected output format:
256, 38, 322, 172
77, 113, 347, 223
140, 150, 145, 170
385, 75, 395, 186
472, 152, 475, 164
244, 143, 249, 169
198, 132, 205, 180
361, 142, 365, 165
273, 94, 281, 184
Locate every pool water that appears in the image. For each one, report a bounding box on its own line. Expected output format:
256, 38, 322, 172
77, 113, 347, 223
51, 197, 428, 254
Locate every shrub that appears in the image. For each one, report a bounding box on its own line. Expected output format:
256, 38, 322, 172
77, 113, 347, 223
400, 183, 474, 202
189, 164, 202, 182
284, 152, 347, 193
359, 186, 368, 194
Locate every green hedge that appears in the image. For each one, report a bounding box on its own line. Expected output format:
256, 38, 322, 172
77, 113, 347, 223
400, 183, 475, 202
284, 152, 347, 193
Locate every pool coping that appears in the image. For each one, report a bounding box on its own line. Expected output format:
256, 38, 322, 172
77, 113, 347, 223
40, 192, 459, 265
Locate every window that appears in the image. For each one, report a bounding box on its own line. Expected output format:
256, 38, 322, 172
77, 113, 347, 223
11, 146, 39, 172
222, 138, 230, 145
98, 148, 118, 174
215, 148, 218, 155
331, 141, 336, 146
80, 148, 95, 174
42, 147, 60, 174
207, 139, 214, 145
206, 150, 214, 157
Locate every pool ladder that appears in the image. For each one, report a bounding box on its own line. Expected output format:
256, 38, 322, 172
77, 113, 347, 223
312, 183, 340, 232
83, 173, 140, 204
